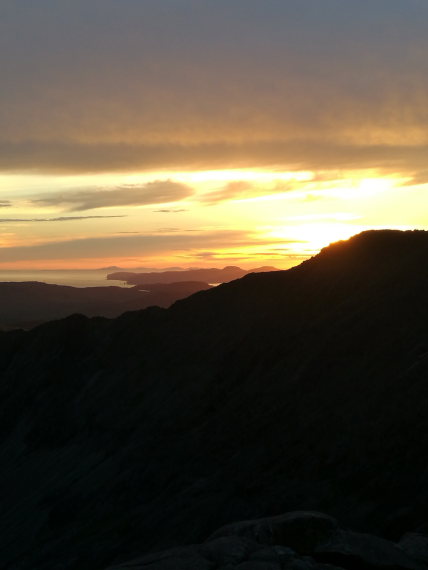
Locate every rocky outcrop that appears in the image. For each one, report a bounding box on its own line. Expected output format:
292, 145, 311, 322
209, 512, 338, 555
107, 512, 428, 570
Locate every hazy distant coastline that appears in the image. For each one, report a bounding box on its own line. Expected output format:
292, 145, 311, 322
0, 265, 279, 289
107, 265, 278, 285
0, 269, 123, 288
0, 268, 187, 288
0, 280, 212, 330
0, 266, 279, 329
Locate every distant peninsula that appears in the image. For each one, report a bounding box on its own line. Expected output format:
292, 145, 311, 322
107, 265, 278, 285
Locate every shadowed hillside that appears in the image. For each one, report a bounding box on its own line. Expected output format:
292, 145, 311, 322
0, 280, 211, 329
0, 230, 427, 569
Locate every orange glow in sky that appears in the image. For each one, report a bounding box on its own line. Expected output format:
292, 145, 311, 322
0, 168, 426, 270
2, 1, 428, 271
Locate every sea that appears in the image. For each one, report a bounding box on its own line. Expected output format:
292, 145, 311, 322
0, 269, 131, 288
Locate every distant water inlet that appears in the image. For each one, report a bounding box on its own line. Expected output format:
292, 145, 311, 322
0, 269, 131, 288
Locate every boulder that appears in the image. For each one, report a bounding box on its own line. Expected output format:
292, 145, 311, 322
107, 512, 428, 570
249, 545, 295, 563
233, 562, 281, 570
314, 529, 425, 569
210, 511, 338, 554
199, 536, 257, 565
399, 533, 428, 565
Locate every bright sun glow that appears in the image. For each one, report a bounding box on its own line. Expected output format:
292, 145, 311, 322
1, 169, 427, 269
319, 176, 399, 200
269, 223, 365, 253
269, 222, 413, 254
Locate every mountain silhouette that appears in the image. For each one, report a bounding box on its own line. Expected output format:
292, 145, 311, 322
0, 280, 211, 330
0, 230, 427, 569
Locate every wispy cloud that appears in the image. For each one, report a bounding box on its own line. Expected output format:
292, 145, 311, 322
200, 181, 256, 204
153, 208, 188, 213
0, 230, 282, 262
400, 171, 428, 187
0, 201, 11, 208
199, 179, 302, 204
0, 215, 125, 223
2, 1, 428, 180
3, 141, 428, 181
31, 180, 194, 212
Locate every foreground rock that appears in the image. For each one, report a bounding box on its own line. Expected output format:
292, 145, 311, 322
399, 534, 428, 565
107, 511, 427, 569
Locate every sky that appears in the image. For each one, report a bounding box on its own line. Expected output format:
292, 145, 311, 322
1, 0, 428, 269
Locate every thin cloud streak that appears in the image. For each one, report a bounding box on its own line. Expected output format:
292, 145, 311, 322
153, 209, 188, 213
2, 140, 428, 178
0, 230, 281, 262
0, 215, 126, 223
201, 181, 256, 204
199, 179, 307, 204
31, 180, 194, 211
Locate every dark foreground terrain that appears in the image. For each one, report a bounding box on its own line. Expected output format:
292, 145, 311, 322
0, 230, 427, 569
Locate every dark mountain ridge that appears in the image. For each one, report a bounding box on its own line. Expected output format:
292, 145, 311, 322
0, 230, 428, 569
0, 280, 211, 329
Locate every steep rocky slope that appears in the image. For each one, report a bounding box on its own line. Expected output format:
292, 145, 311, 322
0, 230, 427, 569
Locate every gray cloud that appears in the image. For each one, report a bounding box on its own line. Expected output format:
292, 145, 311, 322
1, 1, 428, 177
31, 180, 193, 211
0, 215, 125, 223
3, 140, 428, 177
0, 201, 11, 208
400, 171, 428, 187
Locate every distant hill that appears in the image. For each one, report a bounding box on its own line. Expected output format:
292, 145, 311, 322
0, 280, 211, 329
0, 230, 428, 569
107, 265, 278, 285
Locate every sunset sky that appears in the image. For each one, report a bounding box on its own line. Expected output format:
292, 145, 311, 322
1, 0, 428, 269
